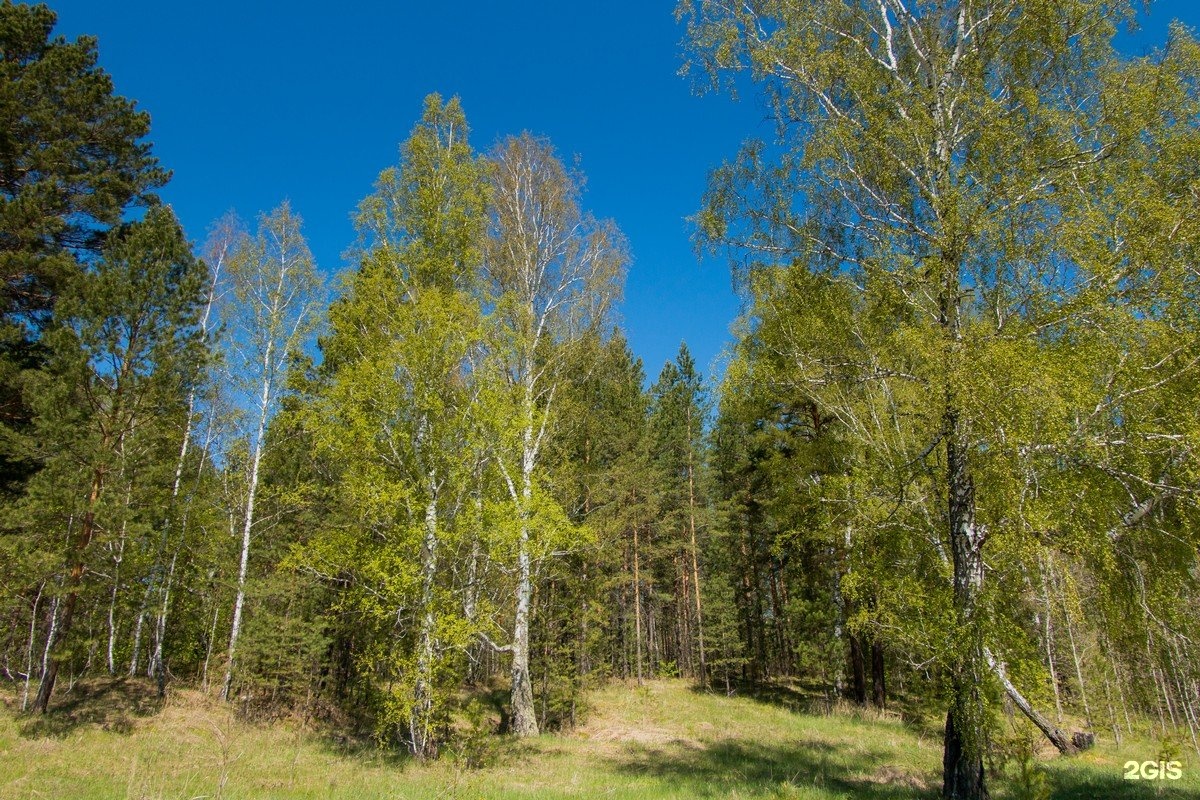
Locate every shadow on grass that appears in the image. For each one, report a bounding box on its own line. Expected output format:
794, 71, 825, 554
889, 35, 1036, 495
609, 735, 1200, 800
1043, 767, 1200, 800
708, 680, 946, 753
310, 684, 533, 771
609, 737, 938, 799
19, 677, 164, 738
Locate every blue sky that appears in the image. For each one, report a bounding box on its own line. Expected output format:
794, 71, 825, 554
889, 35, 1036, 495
44, 1, 1200, 386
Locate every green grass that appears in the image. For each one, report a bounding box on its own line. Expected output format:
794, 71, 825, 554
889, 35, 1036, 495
2, 679, 1198, 799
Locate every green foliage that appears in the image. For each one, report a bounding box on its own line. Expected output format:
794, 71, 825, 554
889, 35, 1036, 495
684, 3, 1200, 794
447, 697, 504, 769
993, 727, 1051, 800
0, 0, 168, 330
235, 571, 331, 718
302, 94, 489, 757
0, 0, 171, 501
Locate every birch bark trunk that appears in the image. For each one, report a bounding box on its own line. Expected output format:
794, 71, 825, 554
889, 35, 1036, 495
222, 348, 273, 701
410, 480, 440, 759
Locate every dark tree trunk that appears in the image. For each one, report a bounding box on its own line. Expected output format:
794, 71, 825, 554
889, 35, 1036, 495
871, 639, 886, 709
944, 693, 989, 800
35, 472, 102, 713
849, 634, 867, 705
943, 413, 989, 800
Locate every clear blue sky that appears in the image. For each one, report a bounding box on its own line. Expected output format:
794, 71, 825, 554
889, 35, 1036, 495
44, 1, 1200, 385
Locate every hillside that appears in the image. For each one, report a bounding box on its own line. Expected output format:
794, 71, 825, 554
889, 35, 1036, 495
2, 680, 1197, 799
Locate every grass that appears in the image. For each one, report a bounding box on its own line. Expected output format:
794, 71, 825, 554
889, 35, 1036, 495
1, 678, 1198, 799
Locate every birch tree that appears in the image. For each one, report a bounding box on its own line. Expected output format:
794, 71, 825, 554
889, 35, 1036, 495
220, 202, 321, 700
482, 133, 626, 736
681, 1, 1200, 796
308, 95, 488, 758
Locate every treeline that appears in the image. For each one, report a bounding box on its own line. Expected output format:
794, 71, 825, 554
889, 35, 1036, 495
3, 3, 1200, 799
0, 0, 714, 757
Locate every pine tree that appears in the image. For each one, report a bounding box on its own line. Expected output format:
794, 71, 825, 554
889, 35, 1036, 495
648, 344, 709, 683
1, 0, 168, 494
15, 206, 205, 712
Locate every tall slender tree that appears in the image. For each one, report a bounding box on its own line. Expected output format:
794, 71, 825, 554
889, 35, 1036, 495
309, 94, 488, 758
22, 206, 204, 712
220, 202, 321, 700
482, 133, 626, 736
649, 343, 709, 684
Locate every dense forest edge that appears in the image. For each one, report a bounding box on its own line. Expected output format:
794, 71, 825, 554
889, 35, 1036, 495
3, 2, 1200, 799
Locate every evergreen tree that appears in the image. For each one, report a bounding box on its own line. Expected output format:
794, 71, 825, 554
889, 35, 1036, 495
648, 343, 709, 683
0, 1, 168, 491
12, 206, 205, 712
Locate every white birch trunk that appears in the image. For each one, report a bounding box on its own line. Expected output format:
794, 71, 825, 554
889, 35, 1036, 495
106, 531, 124, 675
21, 583, 44, 712
150, 552, 177, 695
410, 471, 439, 759
222, 349, 273, 701
686, 405, 706, 687
510, 441, 538, 736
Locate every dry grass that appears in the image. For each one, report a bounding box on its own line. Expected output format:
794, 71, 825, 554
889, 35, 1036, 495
1, 678, 1198, 799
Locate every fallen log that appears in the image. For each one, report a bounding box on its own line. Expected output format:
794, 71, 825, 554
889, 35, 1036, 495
985, 647, 1079, 755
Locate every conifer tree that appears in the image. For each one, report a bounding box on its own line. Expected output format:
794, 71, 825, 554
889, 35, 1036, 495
1, 0, 168, 493
649, 343, 709, 683
18, 206, 205, 712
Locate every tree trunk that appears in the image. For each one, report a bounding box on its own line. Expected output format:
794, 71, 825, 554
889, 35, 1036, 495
1057, 569, 1092, 729
849, 634, 867, 705
128, 607, 146, 677
410, 484, 439, 759
943, 417, 988, 800
510, 534, 537, 736
633, 523, 644, 686
985, 647, 1078, 754
943, 690, 989, 800
21, 582, 44, 712
1102, 673, 1122, 745
685, 408, 706, 687
510, 455, 538, 737
871, 639, 886, 709
35, 473, 102, 713
202, 606, 219, 693
831, 543, 846, 696
1037, 556, 1064, 723
106, 531, 124, 675
222, 362, 273, 702
149, 552, 176, 697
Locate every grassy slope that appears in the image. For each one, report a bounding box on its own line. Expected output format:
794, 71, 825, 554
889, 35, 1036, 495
1, 679, 1198, 799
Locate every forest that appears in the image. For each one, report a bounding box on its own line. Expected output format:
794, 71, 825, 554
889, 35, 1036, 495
2, 1, 1200, 799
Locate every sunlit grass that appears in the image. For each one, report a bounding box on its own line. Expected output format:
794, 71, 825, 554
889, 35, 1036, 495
1, 678, 1198, 799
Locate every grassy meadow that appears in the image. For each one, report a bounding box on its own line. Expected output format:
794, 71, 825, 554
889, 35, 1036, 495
1, 679, 1198, 799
